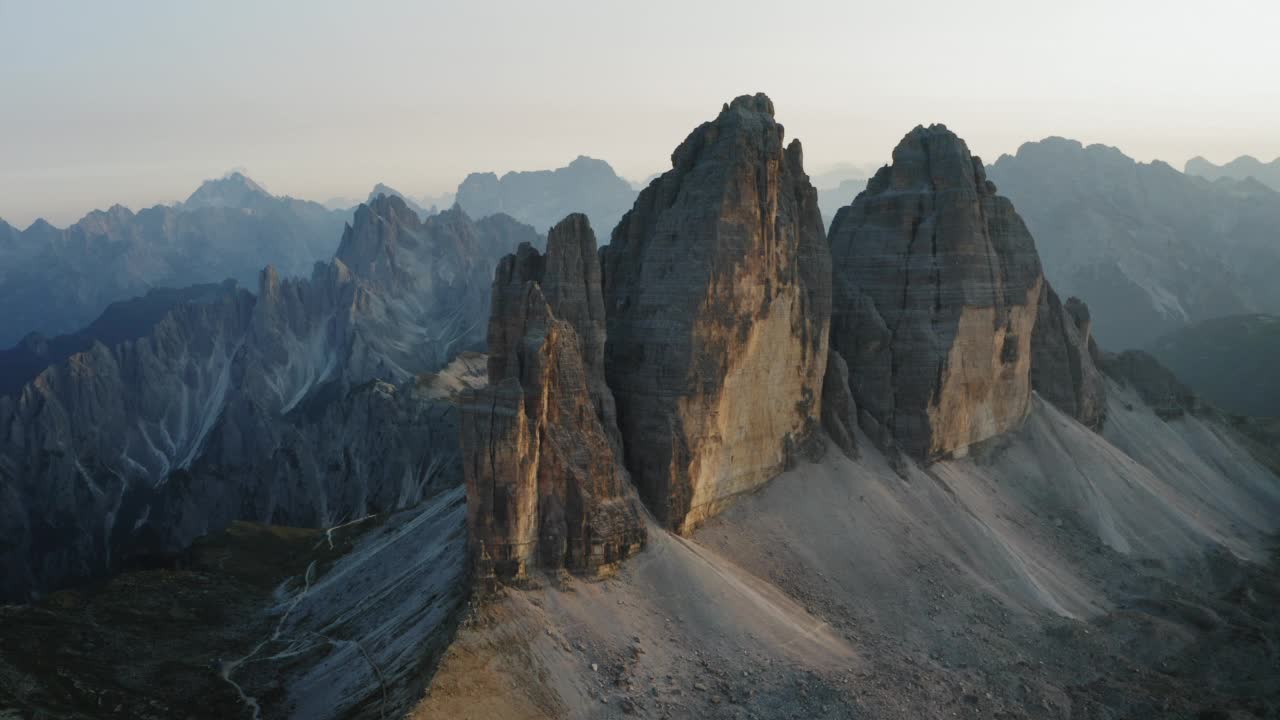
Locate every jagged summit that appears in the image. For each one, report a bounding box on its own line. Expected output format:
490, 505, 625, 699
722, 91, 775, 117
184, 170, 272, 209
22, 217, 58, 234
829, 122, 1045, 461
462, 212, 645, 581
367, 183, 428, 217
602, 94, 830, 533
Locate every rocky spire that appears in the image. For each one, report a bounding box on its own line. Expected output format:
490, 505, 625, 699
828, 124, 1045, 462
601, 93, 832, 533
461, 215, 644, 583
1031, 287, 1107, 428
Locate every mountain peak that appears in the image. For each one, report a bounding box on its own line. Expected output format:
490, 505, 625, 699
185, 171, 271, 209
1184, 153, 1280, 191
367, 183, 427, 217
24, 218, 59, 234
723, 92, 775, 118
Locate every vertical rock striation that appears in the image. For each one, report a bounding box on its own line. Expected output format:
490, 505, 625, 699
1030, 286, 1108, 429
600, 93, 832, 534
462, 215, 645, 582
828, 124, 1044, 462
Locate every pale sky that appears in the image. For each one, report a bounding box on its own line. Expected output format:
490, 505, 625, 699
1, 0, 1277, 227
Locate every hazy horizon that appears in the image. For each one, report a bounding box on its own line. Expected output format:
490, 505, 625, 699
2, 0, 1277, 227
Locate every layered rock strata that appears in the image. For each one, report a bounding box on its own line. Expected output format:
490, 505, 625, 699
1030, 286, 1108, 428
462, 215, 645, 582
600, 93, 832, 534
828, 124, 1044, 461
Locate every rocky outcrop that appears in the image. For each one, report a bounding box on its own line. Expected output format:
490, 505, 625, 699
1030, 287, 1107, 428
828, 124, 1044, 462
1099, 349, 1202, 420
601, 93, 832, 533
821, 350, 858, 459
0, 197, 537, 600
462, 215, 645, 581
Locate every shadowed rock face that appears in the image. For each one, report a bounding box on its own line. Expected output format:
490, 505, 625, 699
1031, 287, 1107, 429
828, 124, 1044, 462
821, 349, 859, 459
601, 93, 832, 534
462, 214, 645, 582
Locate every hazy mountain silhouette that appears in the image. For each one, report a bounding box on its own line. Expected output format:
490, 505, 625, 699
816, 177, 869, 229
455, 155, 636, 234
0, 173, 348, 346
988, 138, 1280, 349
1186, 154, 1280, 191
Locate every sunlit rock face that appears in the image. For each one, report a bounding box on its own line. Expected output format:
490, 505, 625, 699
601, 93, 832, 534
462, 214, 645, 582
828, 124, 1044, 462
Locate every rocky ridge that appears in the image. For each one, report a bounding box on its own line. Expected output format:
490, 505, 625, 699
0, 173, 349, 346
462, 214, 645, 582
0, 196, 537, 600
1030, 287, 1108, 428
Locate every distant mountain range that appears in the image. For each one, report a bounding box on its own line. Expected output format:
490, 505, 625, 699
0, 172, 348, 346
0, 157, 644, 350
1186, 154, 1280, 192
455, 155, 637, 235
816, 178, 869, 230
988, 138, 1280, 349
0, 195, 539, 599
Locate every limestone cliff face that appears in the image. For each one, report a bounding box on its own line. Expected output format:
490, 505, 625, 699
1030, 287, 1108, 429
462, 215, 644, 582
600, 93, 832, 534
828, 125, 1044, 462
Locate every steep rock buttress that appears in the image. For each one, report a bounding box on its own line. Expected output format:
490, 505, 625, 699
600, 93, 833, 533
828, 124, 1044, 462
461, 215, 645, 582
